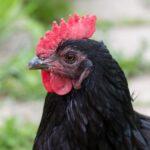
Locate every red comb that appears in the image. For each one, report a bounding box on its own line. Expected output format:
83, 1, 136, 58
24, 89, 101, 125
36, 14, 97, 56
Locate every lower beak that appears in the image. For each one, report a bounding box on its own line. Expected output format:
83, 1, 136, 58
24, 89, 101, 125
28, 57, 49, 70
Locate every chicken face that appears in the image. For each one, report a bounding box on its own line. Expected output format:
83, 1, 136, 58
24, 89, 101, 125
28, 40, 93, 95
28, 14, 96, 95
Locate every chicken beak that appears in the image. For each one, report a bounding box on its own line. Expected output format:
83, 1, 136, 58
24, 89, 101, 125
28, 56, 49, 70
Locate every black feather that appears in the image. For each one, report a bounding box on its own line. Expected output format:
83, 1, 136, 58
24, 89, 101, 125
33, 39, 150, 150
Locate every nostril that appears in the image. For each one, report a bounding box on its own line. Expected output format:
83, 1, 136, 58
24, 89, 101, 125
28, 61, 35, 69
28, 57, 41, 69
28, 57, 50, 70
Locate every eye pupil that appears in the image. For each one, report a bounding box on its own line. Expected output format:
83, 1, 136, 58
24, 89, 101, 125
64, 52, 76, 64
67, 55, 74, 60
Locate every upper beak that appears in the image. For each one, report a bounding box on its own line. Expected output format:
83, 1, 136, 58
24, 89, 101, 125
28, 56, 49, 70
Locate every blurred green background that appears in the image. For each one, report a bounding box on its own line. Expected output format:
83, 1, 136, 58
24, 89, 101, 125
0, 0, 150, 149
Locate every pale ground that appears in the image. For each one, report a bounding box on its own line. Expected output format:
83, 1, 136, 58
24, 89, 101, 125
74, 0, 150, 20
0, 0, 150, 124
94, 26, 150, 63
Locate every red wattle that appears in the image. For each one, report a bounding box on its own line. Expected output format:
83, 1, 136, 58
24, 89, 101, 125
41, 70, 72, 95
41, 71, 53, 92
50, 73, 72, 95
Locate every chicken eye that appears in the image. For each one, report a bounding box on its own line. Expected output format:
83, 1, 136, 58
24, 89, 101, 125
64, 52, 76, 64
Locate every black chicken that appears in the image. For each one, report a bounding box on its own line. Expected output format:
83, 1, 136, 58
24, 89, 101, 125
28, 14, 150, 150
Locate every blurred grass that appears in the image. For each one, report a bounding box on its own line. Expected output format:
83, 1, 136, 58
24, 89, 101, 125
0, 0, 71, 40
0, 0, 22, 26
0, 50, 45, 100
143, 0, 150, 6
23, 0, 71, 25
97, 19, 150, 31
0, 0, 22, 40
0, 118, 36, 150
112, 41, 150, 77
0, 0, 71, 25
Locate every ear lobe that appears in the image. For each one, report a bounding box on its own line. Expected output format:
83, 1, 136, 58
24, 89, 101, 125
72, 59, 93, 89
72, 68, 91, 89
79, 59, 93, 70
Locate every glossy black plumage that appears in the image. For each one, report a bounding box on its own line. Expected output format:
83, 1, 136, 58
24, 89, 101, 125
33, 39, 150, 150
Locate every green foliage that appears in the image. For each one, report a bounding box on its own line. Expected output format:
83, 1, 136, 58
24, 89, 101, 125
22, 0, 71, 25
0, 0, 22, 39
0, 0, 22, 25
0, 50, 45, 100
0, 0, 71, 39
114, 40, 150, 77
0, 118, 36, 150
112, 50, 146, 77
97, 19, 150, 31
143, 0, 150, 5
97, 20, 114, 31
